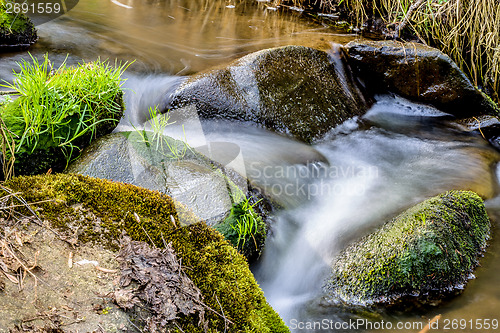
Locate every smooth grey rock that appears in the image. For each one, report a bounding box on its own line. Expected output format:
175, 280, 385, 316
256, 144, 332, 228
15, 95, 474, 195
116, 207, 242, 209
167, 45, 369, 143
66, 132, 243, 225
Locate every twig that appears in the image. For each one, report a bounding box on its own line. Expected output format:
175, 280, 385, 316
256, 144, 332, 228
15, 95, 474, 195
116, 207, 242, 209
393, 0, 426, 39
0, 199, 57, 210
0, 185, 65, 241
214, 293, 228, 333
126, 317, 145, 333
95, 266, 118, 274
2, 239, 39, 299
473, 117, 486, 139
174, 322, 187, 333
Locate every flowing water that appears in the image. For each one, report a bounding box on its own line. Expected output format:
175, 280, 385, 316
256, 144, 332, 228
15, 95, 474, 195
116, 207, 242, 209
253, 96, 500, 332
2, 1, 500, 332
0, 0, 356, 81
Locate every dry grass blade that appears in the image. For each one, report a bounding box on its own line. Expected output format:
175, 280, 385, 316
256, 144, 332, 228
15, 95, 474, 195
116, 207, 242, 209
0, 116, 16, 181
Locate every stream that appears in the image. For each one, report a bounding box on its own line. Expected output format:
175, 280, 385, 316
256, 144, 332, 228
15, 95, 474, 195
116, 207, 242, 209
2, 0, 500, 332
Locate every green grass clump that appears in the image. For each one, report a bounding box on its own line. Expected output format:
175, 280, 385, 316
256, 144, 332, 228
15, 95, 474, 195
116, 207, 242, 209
215, 197, 267, 261
326, 190, 491, 306
0, 0, 37, 46
3, 173, 288, 332
0, 54, 128, 177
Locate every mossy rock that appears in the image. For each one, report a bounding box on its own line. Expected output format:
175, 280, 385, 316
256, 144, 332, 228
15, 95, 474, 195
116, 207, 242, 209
0, 2, 37, 50
325, 191, 491, 307
168, 45, 369, 143
4, 173, 288, 332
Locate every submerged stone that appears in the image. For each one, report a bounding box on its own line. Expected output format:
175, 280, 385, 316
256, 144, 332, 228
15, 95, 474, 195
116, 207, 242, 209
325, 191, 491, 307
0, 3, 37, 50
344, 40, 499, 118
168, 45, 369, 143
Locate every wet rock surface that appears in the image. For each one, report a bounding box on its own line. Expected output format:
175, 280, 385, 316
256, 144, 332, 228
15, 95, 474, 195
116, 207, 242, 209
454, 115, 500, 151
66, 131, 245, 225
168, 45, 369, 143
344, 40, 499, 118
325, 191, 491, 307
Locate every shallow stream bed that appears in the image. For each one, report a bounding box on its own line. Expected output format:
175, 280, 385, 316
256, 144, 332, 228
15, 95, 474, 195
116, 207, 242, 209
1, 1, 500, 332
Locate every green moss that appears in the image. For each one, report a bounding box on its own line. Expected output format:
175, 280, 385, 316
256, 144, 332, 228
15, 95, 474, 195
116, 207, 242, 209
327, 191, 491, 305
4, 173, 288, 332
0, 1, 37, 46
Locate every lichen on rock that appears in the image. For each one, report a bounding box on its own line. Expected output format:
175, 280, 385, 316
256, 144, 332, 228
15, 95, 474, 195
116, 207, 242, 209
325, 190, 491, 307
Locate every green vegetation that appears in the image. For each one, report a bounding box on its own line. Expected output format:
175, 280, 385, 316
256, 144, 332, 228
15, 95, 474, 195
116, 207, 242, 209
4, 173, 289, 332
215, 197, 267, 261
133, 106, 190, 160
0, 54, 128, 178
326, 191, 491, 306
0, 0, 37, 47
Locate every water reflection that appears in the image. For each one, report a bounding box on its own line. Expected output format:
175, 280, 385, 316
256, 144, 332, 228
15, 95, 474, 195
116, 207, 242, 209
1, 0, 358, 83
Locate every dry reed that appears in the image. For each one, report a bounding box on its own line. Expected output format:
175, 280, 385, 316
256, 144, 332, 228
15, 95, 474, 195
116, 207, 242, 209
279, 0, 500, 105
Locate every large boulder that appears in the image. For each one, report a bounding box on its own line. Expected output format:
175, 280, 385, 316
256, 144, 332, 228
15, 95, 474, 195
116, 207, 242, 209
343, 40, 499, 118
325, 191, 491, 307
66, 131, 246, 226
167, 45, 369, 143
1, 173, 289, 332
0, 3, 37, 50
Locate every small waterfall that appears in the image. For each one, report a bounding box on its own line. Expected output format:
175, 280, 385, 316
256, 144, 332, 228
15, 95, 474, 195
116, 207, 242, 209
115, 73, 185, 130
254, 96, 499, 327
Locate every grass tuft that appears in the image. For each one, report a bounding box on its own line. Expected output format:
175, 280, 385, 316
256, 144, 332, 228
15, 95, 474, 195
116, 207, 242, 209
0, 54, 129, 177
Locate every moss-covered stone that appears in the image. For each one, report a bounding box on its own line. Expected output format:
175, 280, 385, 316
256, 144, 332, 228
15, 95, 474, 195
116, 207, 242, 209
169, 45, 368, 143
0, 1, 37, 49
325, 191, 491, 307
4, 173, 288, 332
